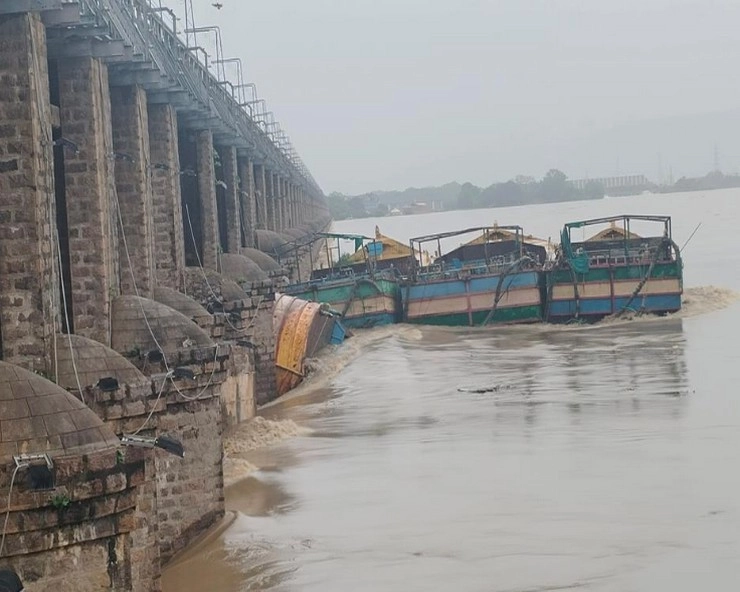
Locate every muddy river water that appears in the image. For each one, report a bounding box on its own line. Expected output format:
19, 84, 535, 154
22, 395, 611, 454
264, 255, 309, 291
164, 188, 740, 591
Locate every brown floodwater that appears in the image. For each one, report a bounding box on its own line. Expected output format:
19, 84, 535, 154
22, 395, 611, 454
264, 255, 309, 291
164, 189, 740, 591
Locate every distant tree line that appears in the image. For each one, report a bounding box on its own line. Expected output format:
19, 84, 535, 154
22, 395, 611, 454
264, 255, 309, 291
326, 170, 604, 220
456, 169, 604, 210
326, 168, 740, 221
659, 170, 740, 193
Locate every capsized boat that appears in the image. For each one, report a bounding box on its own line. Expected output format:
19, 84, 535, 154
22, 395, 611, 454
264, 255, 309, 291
278, 227, 412, 328
402, 225, 549, 326
273, 293, 347, 396
545, 215, 683, 322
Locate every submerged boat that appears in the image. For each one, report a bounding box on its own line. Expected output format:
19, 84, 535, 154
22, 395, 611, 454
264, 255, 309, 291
402, 225, 549, 326
280, 227, 411, 328
545, 215, 683, 322
273, 293, 347, 396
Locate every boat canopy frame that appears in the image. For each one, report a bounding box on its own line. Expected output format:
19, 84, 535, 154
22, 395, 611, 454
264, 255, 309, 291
563, 214, 672, 243
408, 225, 527, 281
274, 231, 383, 283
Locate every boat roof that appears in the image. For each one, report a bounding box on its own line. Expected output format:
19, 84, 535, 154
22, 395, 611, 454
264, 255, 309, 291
349, 226, 412, 262
564, 214, 671, 230
463, 225, 550, 249
410, 225, 524, 245
586, 222, 641, 242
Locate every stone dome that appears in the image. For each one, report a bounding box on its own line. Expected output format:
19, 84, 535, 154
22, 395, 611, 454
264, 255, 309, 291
240, 247, 282, 273
53, 334, 149, 392
281, 227, 307, 241
255, 229, 288, 255
111, 295, 214, 357
183, 268, 249, 305
153, 286, 213, 326
219, 253, 269, 284
0, 361, 120, 462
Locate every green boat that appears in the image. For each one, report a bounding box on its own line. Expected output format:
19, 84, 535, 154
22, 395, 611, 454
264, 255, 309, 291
277, 228, 412, 328
402, 225, 550, 326
545, 214, 683, 322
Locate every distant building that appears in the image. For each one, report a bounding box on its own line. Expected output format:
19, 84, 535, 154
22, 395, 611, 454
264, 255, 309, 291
402, 201, 433, 215
571, 175, 650, 191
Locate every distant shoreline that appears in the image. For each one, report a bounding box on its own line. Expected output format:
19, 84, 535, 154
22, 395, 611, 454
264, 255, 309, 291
330, 182, 740, 221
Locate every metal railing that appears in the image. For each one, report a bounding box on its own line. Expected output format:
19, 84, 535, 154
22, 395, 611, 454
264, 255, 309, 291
68, 0, 322, 196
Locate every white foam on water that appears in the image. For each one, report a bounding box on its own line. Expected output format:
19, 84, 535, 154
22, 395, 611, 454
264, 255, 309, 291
266, 323, 419, 405
223, 416, 311, 484
676, 285, 740, 318
551, 285, 738, 330
222, 457, 258, 488
225, 416, 308, 454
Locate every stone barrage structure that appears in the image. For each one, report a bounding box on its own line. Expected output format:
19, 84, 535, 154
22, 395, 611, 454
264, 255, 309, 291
0, 1, 329, 589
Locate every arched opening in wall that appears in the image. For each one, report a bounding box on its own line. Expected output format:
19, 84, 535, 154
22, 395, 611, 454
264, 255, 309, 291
178, 129, 203, 267
48, 58, 74, 334
214, 149, 229, 254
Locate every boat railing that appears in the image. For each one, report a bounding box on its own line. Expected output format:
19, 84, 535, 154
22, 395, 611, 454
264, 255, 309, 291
415, 257, 521, 281
580, 245, 675, 268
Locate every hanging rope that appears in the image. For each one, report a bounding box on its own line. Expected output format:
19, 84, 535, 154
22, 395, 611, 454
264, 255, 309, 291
340, 278, 382, 321
614, 237, 673, 318
184, 204, 260, 335
0, 463, 22, 559
113, 188, 220, 412
481, 256, 536, 326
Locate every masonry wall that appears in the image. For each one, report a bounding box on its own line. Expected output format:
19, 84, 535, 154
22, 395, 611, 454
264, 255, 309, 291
243, 282, 278, 405
154, 393, 224, 564
195, 129, 219, 271
83, 337, 229, 572
219, 145, 240, 254
149, 103, 185, 291
0, 13, 57, 372
254, 163, 267, 230
237, 158, 256, 248
110, 84, 156, 298
220, 346, 255, 424
57, 55, 119, 346
0, 447, 146, 592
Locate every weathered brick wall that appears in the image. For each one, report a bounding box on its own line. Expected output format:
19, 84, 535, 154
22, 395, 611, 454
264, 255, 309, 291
275, 177, 283, 231
110, 84, 156, 298
183, 269, 277, 406
149, 103, 185, 291
286, 182, 296, 229
195, 129, 219, 270
254, 163, 268, 230
220, 345, 255, 424
0, 13, 57, 372
243, 281, 278, 405
82, 344, 229, 573
154, 393, 224, 564
219, 145, 240, 254
0, 447, 146, 592
237, 157, 256, 248
57, 55, 119, 346
268, 171, 278, 231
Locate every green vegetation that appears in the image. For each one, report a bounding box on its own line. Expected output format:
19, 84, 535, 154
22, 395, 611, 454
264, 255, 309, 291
327, 170, 604, 220
51, 493, 71, 510
660, 170, 740, 193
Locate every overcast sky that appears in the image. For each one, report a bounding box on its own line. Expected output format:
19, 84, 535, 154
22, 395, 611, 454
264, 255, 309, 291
185, 0, 740, 194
